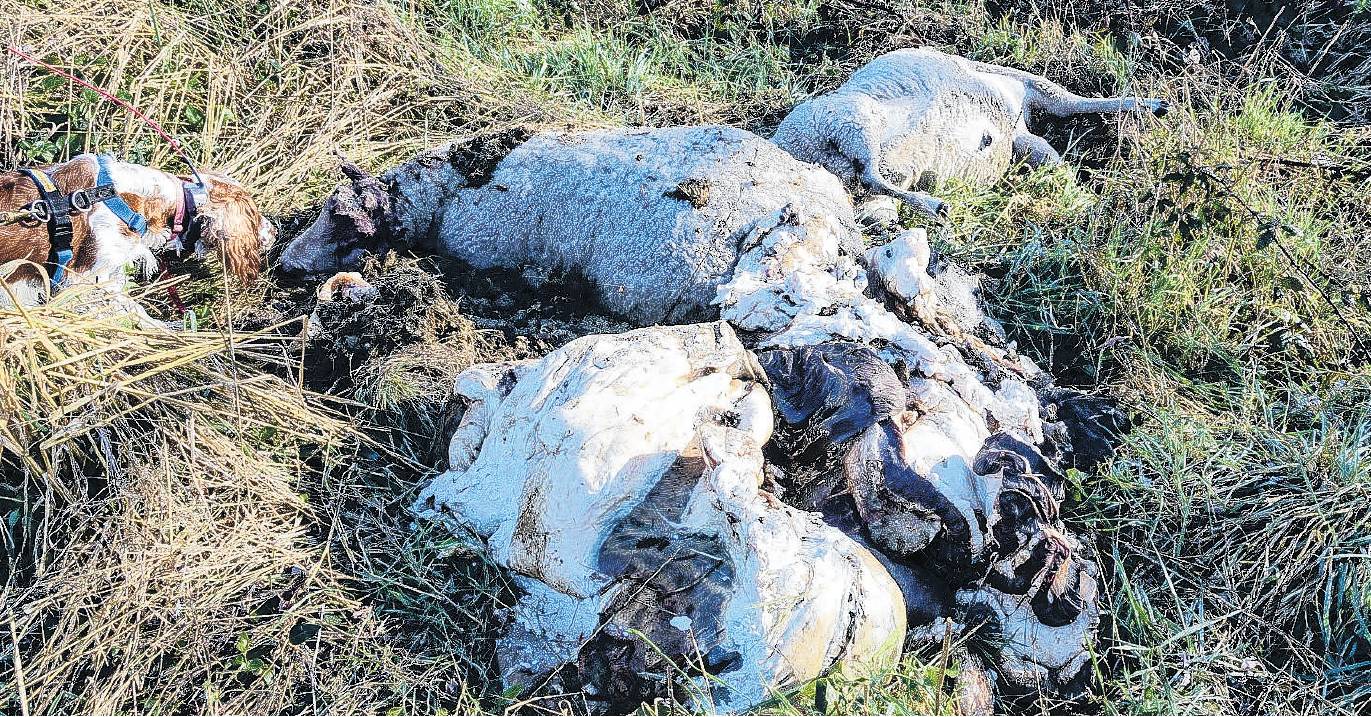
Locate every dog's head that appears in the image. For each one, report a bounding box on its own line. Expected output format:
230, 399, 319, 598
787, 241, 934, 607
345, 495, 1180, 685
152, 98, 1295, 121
184, 171, 276, 283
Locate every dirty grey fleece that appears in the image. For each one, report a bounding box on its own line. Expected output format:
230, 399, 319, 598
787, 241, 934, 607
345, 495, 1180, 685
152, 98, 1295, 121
390, 125, 859, 326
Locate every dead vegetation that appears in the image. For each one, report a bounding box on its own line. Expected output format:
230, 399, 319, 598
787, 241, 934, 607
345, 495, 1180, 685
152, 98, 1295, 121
0, 273, 526, 713
0, 0, 604, 213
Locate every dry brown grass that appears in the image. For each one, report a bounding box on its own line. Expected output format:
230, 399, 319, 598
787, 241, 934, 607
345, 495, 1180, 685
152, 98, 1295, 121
0, 5, 570, 705
0, 278, 508, 713
0, 0, 608, 212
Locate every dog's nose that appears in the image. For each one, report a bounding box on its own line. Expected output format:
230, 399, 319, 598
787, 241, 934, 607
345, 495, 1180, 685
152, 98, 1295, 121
1152, 99, 1170, 117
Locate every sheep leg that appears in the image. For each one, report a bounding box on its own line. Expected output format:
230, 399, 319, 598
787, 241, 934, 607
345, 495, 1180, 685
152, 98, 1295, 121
821, 97, 949, 218
975, 62, 1168, 118
859, 163, 949, 218
1031, 89, 1168, 118
1011, 132, 1062, 169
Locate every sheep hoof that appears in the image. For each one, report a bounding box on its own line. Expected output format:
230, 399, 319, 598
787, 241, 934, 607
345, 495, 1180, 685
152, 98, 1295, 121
935, 199, 951, 219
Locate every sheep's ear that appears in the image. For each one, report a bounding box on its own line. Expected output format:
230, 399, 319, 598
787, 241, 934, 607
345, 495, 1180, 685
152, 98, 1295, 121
1011, 132, 1062, 169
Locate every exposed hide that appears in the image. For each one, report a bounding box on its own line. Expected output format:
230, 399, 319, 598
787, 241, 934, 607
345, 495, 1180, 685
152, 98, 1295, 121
281, 126, 860, 326
756, 342, 905, 443
1038, 386, 1131, 471
414, 322, 905, 713
750, 224, 1111, 699
715, 208, 956, 376
956, 569, 1101, 699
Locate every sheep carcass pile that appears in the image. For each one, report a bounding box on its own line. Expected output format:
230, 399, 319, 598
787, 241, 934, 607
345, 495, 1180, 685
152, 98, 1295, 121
289, 126, 1122, 710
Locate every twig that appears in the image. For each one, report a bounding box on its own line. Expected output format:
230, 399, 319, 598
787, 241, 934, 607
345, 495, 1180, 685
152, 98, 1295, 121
1252, 154, 1371, 181
8, 614, 29, 717
934, 619, 952, 714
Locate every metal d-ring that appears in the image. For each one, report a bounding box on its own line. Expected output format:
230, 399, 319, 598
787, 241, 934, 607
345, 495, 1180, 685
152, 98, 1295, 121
69, 189, 94, 212
28, 199, 52, 223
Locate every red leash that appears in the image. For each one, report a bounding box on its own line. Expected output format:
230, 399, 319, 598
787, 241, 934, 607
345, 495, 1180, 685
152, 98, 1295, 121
6, 44, 204, 184
159, 266, 189, 316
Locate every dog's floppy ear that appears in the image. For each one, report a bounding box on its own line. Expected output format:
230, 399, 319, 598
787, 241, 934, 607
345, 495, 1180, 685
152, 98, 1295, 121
188, 173, 269, 284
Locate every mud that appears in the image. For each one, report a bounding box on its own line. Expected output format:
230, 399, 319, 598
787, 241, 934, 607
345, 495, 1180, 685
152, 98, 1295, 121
440, 126, 535, 190
330, 160, 393, 252
665, 177, 711, 208
250, 252, 624, 383
240, 250, 628, 465
988, 0, 1370, 123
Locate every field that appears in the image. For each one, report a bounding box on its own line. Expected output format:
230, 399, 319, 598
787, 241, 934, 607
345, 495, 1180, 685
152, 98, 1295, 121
2, 0, 1370, 714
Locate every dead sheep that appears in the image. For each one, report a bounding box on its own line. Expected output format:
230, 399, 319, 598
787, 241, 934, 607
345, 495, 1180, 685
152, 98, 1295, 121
772, 47, 1167, 219
414, 322, 905, 712
279, 126, 860, 326
280, 87, 1132, 711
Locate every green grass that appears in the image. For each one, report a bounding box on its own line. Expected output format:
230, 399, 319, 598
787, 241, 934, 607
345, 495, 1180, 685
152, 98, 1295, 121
759, 654, 954, 715
4, 0, 1370, 714
932, 63, 1371, 714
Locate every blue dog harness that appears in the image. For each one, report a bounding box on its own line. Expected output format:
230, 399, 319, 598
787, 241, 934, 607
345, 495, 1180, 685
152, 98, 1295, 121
94, 154, 148, 236
14, 155, 151, 286
17, 166, 82, 286
14, 155, 210, 289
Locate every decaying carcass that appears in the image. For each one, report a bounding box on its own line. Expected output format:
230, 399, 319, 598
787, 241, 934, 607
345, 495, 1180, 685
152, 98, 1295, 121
279, 126, 859, 326
403, 220, 1122, 710
772, 47, 1167, 220
414, 322, 905, 713
752, 227, 1120, 705
309, 117, 1126, 710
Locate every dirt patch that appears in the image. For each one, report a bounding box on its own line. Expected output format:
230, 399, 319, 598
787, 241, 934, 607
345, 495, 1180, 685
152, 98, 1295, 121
242, 250, 629, 464
329, 159, 394, 250
988, 0, 1371, 123
444, 126, 536, 189
665, 177, 711, 208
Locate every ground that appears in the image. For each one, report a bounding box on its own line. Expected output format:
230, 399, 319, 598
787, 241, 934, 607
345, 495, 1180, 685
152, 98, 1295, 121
1, 0, 1369, 714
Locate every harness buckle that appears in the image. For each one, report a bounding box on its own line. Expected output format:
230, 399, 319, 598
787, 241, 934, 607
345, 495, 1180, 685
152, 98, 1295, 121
186, 182, 209, 209
84, 184, 117, 203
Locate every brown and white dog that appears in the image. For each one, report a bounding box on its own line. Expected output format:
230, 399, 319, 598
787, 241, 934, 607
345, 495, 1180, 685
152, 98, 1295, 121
0, 153, 274, 308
